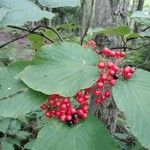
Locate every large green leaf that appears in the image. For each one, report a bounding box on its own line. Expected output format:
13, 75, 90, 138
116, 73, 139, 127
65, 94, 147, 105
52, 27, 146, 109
112, 69, 150, 149
0, 0, 55, 27
17, 42, 99, 97
100, 26, 132, 37
38, 0, 80, 8
32, 115, 118, 150
0, 61, 47, 118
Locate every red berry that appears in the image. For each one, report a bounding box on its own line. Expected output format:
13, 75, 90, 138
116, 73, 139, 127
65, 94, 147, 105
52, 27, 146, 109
56, 101, 61, 106
82, 105, 88, 113
77, 91, 82, 98
110, 51, 116, 57
95, 98, 102, 104
70, 108, 76, 114
96, 82, 104, 88
120, 52, 126, 57
60, 115, 66, 122
98, 62, 106, 69
61, 104, 67, 110
100, 75, 108, 82
125, 72, 132, 79
107, 62, 114, 69
63, 98, 69, 104
49, 99, 55, 106
66, 115, 72, 121
109, 69, 115, 76
78, 97, 85, 103
56, 111, 61, 117
82, 113, 88, 119
102, 48, 111, 55
123, 67, 130, 75
116, 51, 121, 57
109, 79, 116, 86
129, 67, 135, 73
105, 91, 111, 97
113, 65, 119, 72
78, 109, 84, 116
94, 90, 102, 96
45, 112, 52, 118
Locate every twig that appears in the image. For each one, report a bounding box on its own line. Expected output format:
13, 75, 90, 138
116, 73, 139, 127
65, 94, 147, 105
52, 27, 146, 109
110, 42, 150, 51
0, 25, 56, 49
0, 33, 30, 49
142, 25, 150, 31
80, 0, 95, 45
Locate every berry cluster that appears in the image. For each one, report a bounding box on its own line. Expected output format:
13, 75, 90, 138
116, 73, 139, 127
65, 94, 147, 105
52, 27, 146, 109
40, 40, 136, 126
40, 90, 91, 127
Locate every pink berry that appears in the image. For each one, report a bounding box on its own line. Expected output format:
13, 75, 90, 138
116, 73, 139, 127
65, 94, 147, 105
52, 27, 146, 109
109, 79, 116, 86
96, 82, 104, 88
98, 62, 106, 69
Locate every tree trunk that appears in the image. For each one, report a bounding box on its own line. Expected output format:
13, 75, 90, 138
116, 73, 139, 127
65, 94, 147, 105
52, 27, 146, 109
134, 0, 145, 33
89, 0, 129, 133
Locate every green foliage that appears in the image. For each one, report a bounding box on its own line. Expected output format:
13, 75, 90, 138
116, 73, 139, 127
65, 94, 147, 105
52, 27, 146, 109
1, 141, 14, 150
38, 0, 80, 8
17, 42, 99, 97
112, 69, 150, 149
0, 0, 55, 27
32, 115, 118, 150
28, 34, 44, 50
99, 26, 132, 37
0, 61, 47, 118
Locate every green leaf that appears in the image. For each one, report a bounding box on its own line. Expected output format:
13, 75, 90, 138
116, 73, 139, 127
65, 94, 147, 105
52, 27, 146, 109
100, 26, 132, 37
112, 69, 150, 149
1, 141, 14, 150
28, 34, 44, 50
0, 0, 55, 27
38, 0, 80, 8
0, 61, 47, 118
0, 118, 11, 133
32, 115, 118, 150
16, 131, 31, 140
17, 42, 99, 97
24, 140, 35, 150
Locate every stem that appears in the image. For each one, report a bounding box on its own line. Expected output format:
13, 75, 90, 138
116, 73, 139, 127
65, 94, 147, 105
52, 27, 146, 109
0, 25, 57, 49
0, 34, 30, 49
110, 42, 150, 51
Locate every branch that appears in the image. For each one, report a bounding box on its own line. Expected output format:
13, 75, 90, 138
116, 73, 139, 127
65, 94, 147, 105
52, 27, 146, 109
0, 25, 56, 49
0, 33, 30, 49
142, 25, 150, 31
110, 42, 150, 51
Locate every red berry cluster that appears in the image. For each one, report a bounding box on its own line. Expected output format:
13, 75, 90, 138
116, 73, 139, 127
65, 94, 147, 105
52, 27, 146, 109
40, 90, 91, 127
40, 40, 136, 126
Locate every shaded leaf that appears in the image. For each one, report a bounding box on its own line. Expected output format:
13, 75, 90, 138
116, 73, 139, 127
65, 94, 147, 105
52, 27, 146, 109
38, 0, 80, 8
0, 61, 47, 118
0, 0, 55, 27
112, 69, 150, 149
17, 42, 99, 97
32, 115, 118, 150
